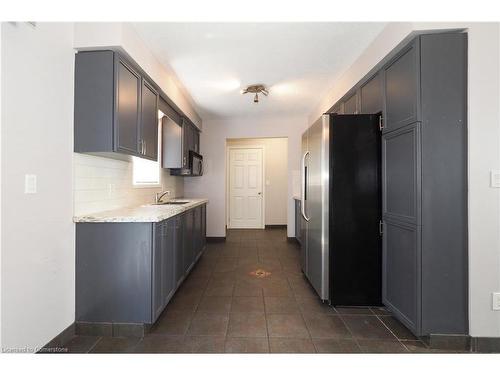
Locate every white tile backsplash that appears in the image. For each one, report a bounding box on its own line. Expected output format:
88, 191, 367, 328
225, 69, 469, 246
73, 153, 184, 216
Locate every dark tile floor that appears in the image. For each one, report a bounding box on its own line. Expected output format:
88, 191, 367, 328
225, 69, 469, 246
58, 229, 463, 353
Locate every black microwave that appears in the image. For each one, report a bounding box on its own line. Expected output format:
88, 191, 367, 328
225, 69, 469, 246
189, 150, 203, 176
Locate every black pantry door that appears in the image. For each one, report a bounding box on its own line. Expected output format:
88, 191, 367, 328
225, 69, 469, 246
329, 114, 382, 306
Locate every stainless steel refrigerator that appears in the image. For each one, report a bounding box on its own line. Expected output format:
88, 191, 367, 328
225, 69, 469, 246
300, 113, 382, 306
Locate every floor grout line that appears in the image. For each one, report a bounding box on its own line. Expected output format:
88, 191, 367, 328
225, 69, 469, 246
86, 336, 103, 353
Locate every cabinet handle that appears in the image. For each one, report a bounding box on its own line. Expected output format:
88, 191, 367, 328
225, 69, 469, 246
183, 156, 187, 167
144, 140, 147, 155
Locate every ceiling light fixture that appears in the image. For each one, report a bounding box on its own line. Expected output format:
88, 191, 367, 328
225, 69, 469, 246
241, 84, 269, 103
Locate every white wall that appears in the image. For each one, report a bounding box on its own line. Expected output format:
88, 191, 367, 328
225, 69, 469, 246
1, 23, 75, 351
184, 115, 307, 238
226, 137, 288, 226
310, 22, 500, 338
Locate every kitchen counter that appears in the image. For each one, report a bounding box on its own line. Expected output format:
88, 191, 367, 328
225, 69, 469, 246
73, 198, 208, 223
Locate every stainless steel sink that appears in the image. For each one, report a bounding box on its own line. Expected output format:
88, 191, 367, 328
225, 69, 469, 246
153, 201, 190, 205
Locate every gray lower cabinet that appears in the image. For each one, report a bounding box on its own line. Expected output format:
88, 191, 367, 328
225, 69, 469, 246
76, 204, 207, 325
193, 205, 203, 258
382, 219, 421, 333
74, 50, 159, 161
174, 215, 184, 287
182, 209, 195, 274
152, 219, 176, 322
294, 198, 302, 244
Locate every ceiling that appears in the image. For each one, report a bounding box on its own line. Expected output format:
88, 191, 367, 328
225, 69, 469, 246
133, 23, 386, 119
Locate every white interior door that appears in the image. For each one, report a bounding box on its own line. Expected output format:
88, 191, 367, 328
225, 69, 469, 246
228, 147, 264, 228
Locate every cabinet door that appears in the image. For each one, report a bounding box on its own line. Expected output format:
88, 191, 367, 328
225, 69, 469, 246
181, 119, 190, 168
141, 79, 159, 160
382, 122, 421, 225
174, 216, 184, 287
193, 206, 202, 259
383, 39, 420, 131
382, 219, 421, 334
115, 57, 141, 155
360, 73, 382, 114
343, 92, 358, 114
152, 223, 164, 322
331, 104, 342, 114
182, 210, 194, 273
201, 204, 206, 250
163, 219, 176, 305
193, 129, 200, 154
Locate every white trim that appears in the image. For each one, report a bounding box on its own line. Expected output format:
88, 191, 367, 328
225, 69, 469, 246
226, 144, 266, 229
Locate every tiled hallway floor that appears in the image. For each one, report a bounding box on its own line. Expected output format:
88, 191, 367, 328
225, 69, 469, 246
61, 229, 460, 353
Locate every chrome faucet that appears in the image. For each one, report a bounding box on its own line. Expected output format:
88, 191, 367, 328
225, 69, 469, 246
155, 190, 171, 204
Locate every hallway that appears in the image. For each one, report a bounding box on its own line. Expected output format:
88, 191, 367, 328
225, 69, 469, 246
51, 229, 461, 353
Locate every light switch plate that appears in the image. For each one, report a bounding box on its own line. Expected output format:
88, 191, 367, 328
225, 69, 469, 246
492, 292, 500, 311
24, 174, 37, 194
490, 170, 500, 188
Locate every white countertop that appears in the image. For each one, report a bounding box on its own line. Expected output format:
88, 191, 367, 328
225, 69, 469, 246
73, 198, 208, 223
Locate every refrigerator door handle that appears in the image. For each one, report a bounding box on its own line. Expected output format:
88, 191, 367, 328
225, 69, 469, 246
301, 151, 310, 221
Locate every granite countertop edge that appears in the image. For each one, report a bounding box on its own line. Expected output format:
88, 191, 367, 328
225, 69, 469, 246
73, 198, 209, 223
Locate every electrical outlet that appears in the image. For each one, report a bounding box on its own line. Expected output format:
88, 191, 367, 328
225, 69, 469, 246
24, 174, 37, 194
107, 183, 116, 197
490, 170, 500, 188
492, 292, 500, 311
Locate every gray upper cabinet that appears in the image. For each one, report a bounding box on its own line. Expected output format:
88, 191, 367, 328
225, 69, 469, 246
331, 103, 343, 114
75, 50, 159, 161
360, 73, 382, 114
382, 39, 420, 131
164, 117, 200, 171
140, 79, 159, 161
343, 92, 358, 114
193, 129, 200, 154
382, 122, 421, 225
182, 118, 190, 168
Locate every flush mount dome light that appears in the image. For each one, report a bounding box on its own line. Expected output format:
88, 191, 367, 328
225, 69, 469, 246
241, 84, 269, 103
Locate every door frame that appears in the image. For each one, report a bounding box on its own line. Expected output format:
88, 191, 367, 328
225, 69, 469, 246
226, 145, 266, 229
